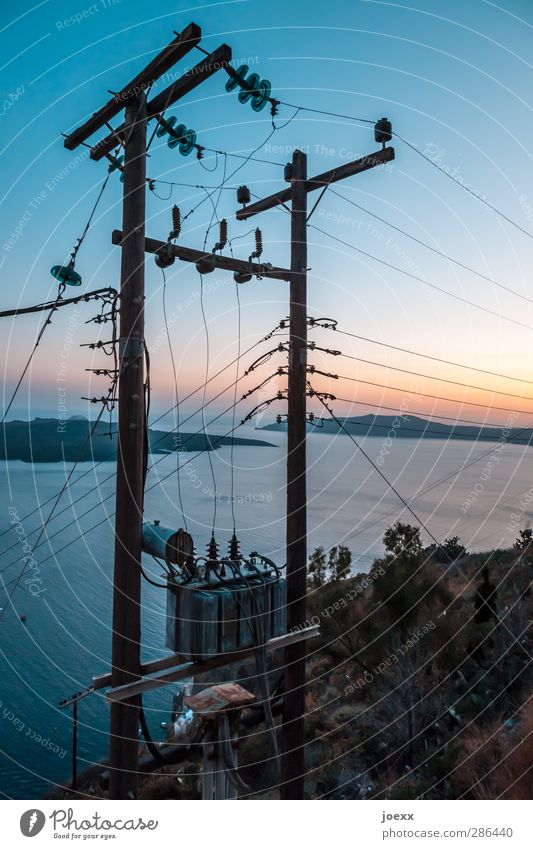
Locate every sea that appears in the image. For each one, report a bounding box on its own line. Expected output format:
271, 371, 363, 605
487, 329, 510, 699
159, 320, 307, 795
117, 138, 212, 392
0, 428, 531, 799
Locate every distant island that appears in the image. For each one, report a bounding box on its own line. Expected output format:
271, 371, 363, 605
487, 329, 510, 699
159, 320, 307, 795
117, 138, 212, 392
0, 418, 275, 463
259, 413, 533, 446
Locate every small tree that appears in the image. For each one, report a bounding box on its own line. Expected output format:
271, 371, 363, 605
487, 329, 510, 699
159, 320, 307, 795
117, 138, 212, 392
434, 536, 467, 563
383, 521, 422, 559
514, 528, 533, 551
328, 545, 352, 582
308, 547, 327, 588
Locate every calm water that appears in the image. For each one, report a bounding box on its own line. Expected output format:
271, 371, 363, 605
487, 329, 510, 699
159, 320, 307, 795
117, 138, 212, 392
0, 430, 531, 798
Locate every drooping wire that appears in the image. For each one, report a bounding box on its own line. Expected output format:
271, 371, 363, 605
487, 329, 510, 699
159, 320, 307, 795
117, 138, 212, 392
328, 187, 533, 306
0, 394, 113, 618
333, 373, 532, 416
197, 149, 219, 173
199, 273, 218, 533
0, 325, 286, 558
230, 254, 242, 531
2, 282, 65, 424
392, 130, 533, 243
274, 99, 376, 126
69, 171, 111, 266
311, 385, 452, 553
329, 326, 533, 386
308, 222, 533, 333
143, 340, 151, 499
273, 98, 533, 241
181, 115, 297, 226
0, 407, 251, 593
330, 396, 525, 430
335, 350, 533, 403
161, 268, 187, 531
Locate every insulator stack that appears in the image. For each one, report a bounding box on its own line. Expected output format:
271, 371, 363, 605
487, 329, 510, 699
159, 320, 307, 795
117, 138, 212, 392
207, 534, 219, 562
171, 205, 181, 239
229, 532, 241, 561
219, 219, 228, 250
254, 227, 263, 258
213, 219, 228, 254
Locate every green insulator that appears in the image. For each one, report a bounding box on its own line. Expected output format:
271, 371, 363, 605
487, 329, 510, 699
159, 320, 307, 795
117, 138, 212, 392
156, 115, 177, 138
108, 154, 124, 173
251, 79, 271, 112
225, 64, 249, 93
178, 128, 196, 156
50, 264, 82, 287
238, 72, 260, 104
167, 123, 187, 149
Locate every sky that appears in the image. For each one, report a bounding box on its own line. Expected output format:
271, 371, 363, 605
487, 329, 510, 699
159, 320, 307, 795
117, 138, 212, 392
1, 0, 533, 430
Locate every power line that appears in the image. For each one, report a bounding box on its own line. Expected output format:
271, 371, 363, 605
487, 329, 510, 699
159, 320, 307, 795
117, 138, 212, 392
330, 396, 524, 430
161, 268, 187, 531
308, 222, 533, 333
308, 412, 527, 438
351, 416, 533, 541
328, 187, 533, 306
311, 386, 446, 552
0, 414, 248, 594
393, 131, 533, 243
275, 100, 375, 126
0, 326, 285, 559
69, 171, 111, 265
2, 284, 64, 424
0, 288, 116, 319
333, 374, 532, 416
330, 326, 533, 386
334, 350, 533, 403
273, 99, 533, 243
0, 376, 246, 571
0, 396, 113, 619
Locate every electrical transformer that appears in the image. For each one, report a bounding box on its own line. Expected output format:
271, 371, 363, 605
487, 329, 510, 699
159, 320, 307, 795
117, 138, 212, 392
165, 555, 286, 661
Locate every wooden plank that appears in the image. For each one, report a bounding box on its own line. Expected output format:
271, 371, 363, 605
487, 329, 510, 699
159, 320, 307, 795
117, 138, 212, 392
99, 626, 320, 702
93, 649, 187, 690
63, 22, 201, 150
90, 43, 232, 161
236, 147, 395, 220
112, 230, 291, 281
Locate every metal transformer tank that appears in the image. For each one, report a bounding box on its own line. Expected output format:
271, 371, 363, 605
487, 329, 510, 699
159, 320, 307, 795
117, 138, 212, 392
166, 571, 287, 660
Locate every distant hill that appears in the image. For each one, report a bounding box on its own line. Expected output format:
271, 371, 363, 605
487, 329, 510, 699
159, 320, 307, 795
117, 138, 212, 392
0, 418, 275, 462
259, 413, 533, 446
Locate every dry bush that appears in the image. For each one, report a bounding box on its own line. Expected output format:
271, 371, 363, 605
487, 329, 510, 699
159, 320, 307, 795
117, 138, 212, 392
452, 702, 533, 799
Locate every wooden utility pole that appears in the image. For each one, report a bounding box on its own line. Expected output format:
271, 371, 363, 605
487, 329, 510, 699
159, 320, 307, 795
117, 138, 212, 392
62, 22, 233, 799
282, 149, 308, 799
108, 94, 147, 800
236, 142, 395, 798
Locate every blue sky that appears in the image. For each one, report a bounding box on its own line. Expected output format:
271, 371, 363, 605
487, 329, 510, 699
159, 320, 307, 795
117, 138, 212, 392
2, 0, 533, 427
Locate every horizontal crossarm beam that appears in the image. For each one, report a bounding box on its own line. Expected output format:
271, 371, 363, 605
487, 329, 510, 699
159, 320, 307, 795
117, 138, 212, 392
90, 43, 232, 160
63, 22, 201, 150
112, 230, 292, 281
236, 147, 395, 220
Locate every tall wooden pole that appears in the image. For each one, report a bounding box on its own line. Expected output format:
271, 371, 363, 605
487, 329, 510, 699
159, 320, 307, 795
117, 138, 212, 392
109, 94, 147, 800
281, 149, 308, 799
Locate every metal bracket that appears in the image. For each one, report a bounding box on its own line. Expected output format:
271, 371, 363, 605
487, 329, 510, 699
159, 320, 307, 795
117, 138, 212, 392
119, 337, 144, 359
